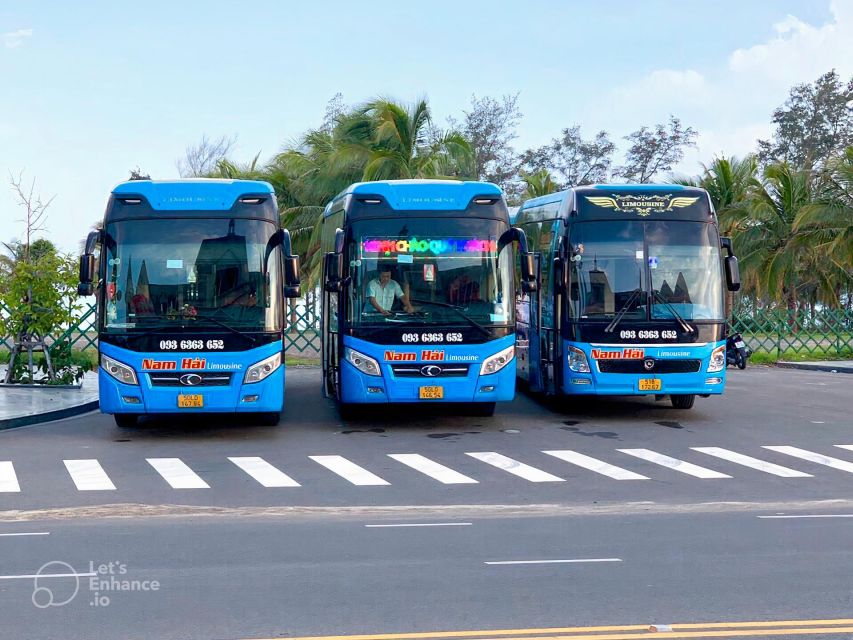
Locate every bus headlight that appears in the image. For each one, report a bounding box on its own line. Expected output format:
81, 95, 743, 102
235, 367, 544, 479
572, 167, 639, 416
707, 345, 726, 372
244, 352, 281, 384
345, 347, 381, 377
480, 345, 515, 375
568, 346, 591, 373
101, 354, 138, 385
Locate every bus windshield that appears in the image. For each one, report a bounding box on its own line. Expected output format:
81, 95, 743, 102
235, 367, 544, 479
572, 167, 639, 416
101, 218, 282, 333
569, 220, 723, 321
347, 218, 514, 328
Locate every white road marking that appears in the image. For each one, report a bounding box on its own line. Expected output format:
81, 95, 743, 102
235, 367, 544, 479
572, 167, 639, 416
834, 445, 853, 454
0, 461, 20, 492
0, 572, 96, 580
365, 522, 473, 528
309, 455, 390, 486
758, 514, 853, 519
763, 446, 853, 474
388, 454, 478, 484
228, 457, 300, 488
0, 532, 50, 537
543, 450, 648, 480
466, 452, 564, 482
484, 558, 622, 565
617, 449, 731, 479
63, 459, 116, 491
692, 447, 813, 478
146, 458, 210, 489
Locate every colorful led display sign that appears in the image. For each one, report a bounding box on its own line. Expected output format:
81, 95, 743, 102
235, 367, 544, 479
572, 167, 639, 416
362, 238, 497, 256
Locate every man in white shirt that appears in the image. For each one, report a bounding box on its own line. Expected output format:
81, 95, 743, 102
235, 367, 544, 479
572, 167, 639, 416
366, 265, 414, 316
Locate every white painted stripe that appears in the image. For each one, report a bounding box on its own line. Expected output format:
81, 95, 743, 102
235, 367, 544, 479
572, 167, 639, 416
365, 523, 473, 528
763, 446, 853, 474
0, 572, 96, 580
0, 461, 20, 492
618, 449, 731, 479
543, 450, 648, 480
63, 459, 116, 491
485, 558, 622, 566
758, 514, 853, 519
309, 455, 390, 486
228, 457, 300, 488
388, 454, 478, 484
146, 458, 209, 489
835, 445, 853, 454
692, 447, 813, 478
0, 532, 50, 537
466, 452, 564, 482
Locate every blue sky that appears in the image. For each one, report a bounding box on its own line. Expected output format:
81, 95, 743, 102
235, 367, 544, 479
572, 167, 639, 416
1, 1, 850, 251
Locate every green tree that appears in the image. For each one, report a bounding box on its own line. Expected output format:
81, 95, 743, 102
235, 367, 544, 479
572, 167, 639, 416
520, 126, 615, 188
615, 116, 697, 183
758, 70, 853, 170
520, 169, 560, 199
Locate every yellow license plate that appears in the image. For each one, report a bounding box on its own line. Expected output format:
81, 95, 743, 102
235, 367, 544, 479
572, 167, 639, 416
177, 394, 204, 408
639, 379, 662, 391
419, 386, 444, 399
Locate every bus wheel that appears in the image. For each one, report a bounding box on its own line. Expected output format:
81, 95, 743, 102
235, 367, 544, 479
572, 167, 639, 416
338, 403, 363, 421
469, 402, 496, 417
256, 412, 280, 426
670, 394, 696, 409
114, 414, 138, 428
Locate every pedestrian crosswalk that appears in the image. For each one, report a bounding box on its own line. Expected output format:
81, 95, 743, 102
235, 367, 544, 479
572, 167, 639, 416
2, 445, 853, 494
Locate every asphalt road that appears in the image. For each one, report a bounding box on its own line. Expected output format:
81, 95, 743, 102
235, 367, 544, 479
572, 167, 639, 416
1, 366, 852, 639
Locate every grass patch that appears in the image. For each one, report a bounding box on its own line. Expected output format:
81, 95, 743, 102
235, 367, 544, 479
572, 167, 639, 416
749, 346, 853, 365
0, 348, 97, 370
284, 355, 320, 367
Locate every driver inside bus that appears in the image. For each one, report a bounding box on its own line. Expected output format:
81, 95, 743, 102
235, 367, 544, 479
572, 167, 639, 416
366, 264, 414, 316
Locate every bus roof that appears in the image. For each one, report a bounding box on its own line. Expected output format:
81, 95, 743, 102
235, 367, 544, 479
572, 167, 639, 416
111, 179, 275, 211
325, 179, 504, 218
517, 183, 713, 223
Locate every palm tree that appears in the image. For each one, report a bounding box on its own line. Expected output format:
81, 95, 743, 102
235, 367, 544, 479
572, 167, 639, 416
338, 98, 474, 180
736, 162, 846, 311
520, 169, 559, 199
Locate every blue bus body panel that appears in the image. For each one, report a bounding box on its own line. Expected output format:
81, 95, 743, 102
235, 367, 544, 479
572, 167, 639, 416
340, 334, 516, 404
559, 339, 727, 396
99, 340, 285, 414
112, 179, 275, 211
326, 180, 502, 216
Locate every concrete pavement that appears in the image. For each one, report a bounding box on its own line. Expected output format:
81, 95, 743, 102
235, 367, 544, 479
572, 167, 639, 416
0, 371, 99, 429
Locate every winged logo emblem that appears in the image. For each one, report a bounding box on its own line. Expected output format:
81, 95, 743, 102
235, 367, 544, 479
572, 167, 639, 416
584, 195, 700, 217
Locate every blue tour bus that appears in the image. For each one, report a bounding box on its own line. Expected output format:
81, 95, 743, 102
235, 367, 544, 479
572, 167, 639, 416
514, 184, 740, 409
319, 180, 536, 417
77, 179, 301, 427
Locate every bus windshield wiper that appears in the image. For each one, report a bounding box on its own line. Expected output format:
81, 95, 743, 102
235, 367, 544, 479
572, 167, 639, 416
410, 299, 492, 337
651, 291, 694, 333
126, 313, 257, 344
604, 288, 644, 333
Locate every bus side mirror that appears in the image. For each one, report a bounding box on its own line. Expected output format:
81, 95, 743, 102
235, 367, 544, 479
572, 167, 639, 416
553, 257, 567, 294
720, 236, 740, 291
77, 254, 95, 296
324, 252, 343, 293
725, 255, 741, 292
284, 255, 301, 298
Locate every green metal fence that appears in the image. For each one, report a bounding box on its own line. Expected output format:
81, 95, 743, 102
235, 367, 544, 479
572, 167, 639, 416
3, 300, 851, 361
1, 299, 323, 358
730, 305, 853, 358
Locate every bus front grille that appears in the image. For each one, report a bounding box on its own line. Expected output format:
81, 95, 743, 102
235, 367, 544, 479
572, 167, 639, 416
391, 365, 470, 378
148, 372, 234, 387
597, 359, 702, 374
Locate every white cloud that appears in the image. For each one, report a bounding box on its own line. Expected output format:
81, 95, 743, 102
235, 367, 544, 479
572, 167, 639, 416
595, 0, 853, 176
2, 28, 33, 49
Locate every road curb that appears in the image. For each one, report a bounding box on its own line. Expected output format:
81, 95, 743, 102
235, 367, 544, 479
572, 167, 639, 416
0, 400, 100, 431
776, 362, 853, 374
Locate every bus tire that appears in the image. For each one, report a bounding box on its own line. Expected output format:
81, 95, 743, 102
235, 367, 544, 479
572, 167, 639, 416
469, 402, 496, 417
256, 412, 280, 426
114, 414, 138, 428
670, 394, 696, 410
338, 403, 362, 421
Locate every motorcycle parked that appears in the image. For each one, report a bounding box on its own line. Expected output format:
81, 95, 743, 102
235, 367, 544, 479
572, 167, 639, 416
726, 332, 751, 369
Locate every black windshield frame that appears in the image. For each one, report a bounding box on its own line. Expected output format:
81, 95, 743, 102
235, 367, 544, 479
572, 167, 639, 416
567, 220, 724, 323
98, 217, 284, 334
